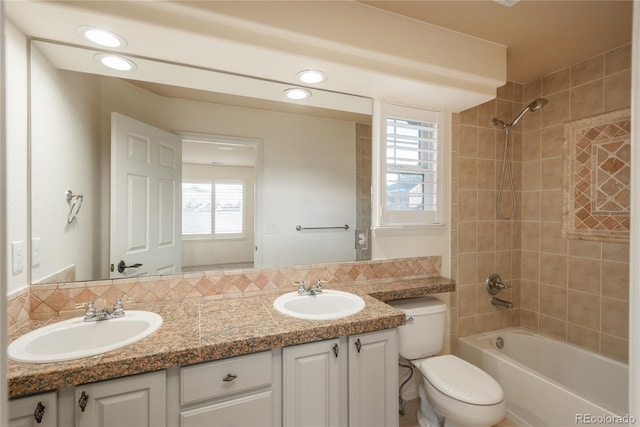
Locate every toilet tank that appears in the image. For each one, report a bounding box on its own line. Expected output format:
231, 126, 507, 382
387, 296, 447, 360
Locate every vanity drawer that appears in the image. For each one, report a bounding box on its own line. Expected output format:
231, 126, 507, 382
180, 351, 272, 405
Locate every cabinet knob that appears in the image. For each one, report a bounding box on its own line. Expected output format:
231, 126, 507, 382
355, 338, 362, 353
33, 401, 46, 424
223, 373, 238, 382
333, 343, 339, 358
78, 391, 89, 412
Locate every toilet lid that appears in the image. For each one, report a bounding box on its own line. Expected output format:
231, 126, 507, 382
418, 355, 504, 405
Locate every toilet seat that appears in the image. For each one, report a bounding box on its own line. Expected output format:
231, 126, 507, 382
416, 355, 503, 405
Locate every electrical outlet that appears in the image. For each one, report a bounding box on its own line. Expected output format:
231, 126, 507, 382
11, 241, 25, 274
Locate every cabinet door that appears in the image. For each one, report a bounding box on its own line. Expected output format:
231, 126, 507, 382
282, 339, 342, 427
348, 329, 398, 427
75, 370, 166, 427
9, 392, 58, 427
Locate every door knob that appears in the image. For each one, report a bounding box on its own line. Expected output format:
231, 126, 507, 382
117, 260, 142, 274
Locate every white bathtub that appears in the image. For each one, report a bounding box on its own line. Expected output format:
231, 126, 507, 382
457, 327, 629, 427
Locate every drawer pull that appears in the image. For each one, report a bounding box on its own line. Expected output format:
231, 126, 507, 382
355, 338, 362, 353
223, 373, 238, 382
33, 401, 46, 424
78, 391, 89, 412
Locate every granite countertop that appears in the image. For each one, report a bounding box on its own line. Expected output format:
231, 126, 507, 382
8, 276, 454, 398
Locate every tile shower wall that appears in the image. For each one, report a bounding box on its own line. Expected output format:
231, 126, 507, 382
452, 43, 631, 362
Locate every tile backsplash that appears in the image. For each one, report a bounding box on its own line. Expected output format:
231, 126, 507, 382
7, 256, 442, 333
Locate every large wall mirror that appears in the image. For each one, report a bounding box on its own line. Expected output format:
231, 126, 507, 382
30, 40, 373, 284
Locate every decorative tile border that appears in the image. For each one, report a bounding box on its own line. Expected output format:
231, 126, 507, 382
562, 109, 631, 242
7, 256, 442, 328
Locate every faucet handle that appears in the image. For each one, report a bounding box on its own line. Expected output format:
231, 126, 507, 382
293, 280, 307, 294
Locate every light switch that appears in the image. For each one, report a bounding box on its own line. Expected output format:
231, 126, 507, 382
11, 240, 25, 274
32, 237, 41, 267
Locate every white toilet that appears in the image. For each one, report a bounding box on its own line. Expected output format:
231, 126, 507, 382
388, 297, 506, 427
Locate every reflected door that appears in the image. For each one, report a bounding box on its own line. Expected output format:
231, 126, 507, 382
110, 112, 182, 278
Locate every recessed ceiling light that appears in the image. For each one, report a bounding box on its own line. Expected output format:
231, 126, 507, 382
77, 26, 127, 48
296, 70, 327, 84
94, 54, 137, 71
284, 88, 311, 100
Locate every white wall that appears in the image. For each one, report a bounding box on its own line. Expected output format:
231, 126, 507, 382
29, 50, 102, 283
5, 22, 29, 295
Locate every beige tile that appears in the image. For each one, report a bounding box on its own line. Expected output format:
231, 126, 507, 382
522, 130, 541, 161
513, 83, 524, 103
540, 222, 567, 254
602, 242, 629, 262
521, 251, 540, 282
477, 313, 496, 332
568, 257, 601, 294
476, 252, 496, 284
521, 191, 540, 221
459, 125, 478, 157
571, 54, 604, 86
521, 160, 540, 191
495, 221, 513, 251
520, 221, 540, 252
571, 79, 604, 120
497, 82, 515, 101
568, 290, 600, 330
520, 279, 539, 311
457, 253, 477, 285
458, 158, 478, 189
541, 125, 564, 159
478, 100, 497, 129
520, 308, 539, 330
604, 70, 631, 111
569, 240, 602, 259
600, 334, 628, 363
568, 323, 600, 353
541, 157, 563, 190
478, 159, 496, 190
601, 297, 628, 338
458, 315, 477, 337
539, 315, 567, 341
478, 190, 497, 221
539, 253, 567, 287
458, 221, 478, 253
457, 284, 477, 317
458, 190, 478, 221
478, 128, 497, 159
459, 107, 478, 126
494, 251, 512, 280
542, 68, 570, 95
523, 79, 542, 105
495, 309, 515, 329
477, 221, 496, 252
540, 284, 567, 318
605, 43, 631, 75
601, 261, 629, 301
541, 90, 571, 128
540, 190, 563, 222
496, 100, 514, 129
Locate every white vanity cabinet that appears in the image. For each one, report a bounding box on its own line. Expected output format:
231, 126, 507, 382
282, 338, 345, 426
74, 370, 166, 427
282, 329, 398, 427
348, 329, 399, 427
9, 391, 58, 427
178, 350, 278, 426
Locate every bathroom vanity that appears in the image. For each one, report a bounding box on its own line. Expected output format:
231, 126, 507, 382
8, 277, 454, 426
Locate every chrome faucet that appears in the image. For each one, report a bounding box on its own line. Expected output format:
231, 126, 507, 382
491, 297, 513, 309
77, 298, 131, 321
294, 280, 325, 296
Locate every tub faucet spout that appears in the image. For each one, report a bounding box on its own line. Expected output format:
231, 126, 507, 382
491, 297, 513, 309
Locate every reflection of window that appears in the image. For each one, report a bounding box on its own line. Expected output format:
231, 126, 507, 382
182, 180, 244, 238
214, 181, 243, 235
380, 103, 443, 226
182, 182, 212, 235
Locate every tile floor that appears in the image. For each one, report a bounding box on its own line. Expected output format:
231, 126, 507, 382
399, 398, 517, 427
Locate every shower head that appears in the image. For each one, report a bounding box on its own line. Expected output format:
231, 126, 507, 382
527, 98, 548, 112
492, 97, 549, 129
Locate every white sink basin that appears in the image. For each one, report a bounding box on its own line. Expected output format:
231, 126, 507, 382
273, 290, 365, 320
8, 310, 163, 363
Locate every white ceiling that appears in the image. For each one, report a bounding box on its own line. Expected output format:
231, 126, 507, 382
361, 0, 633, 83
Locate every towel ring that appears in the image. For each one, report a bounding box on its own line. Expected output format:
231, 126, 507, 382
65, 189, 84, 224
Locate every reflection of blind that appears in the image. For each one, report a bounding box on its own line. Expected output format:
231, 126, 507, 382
386, 117, 438, 212
214, 182, 244, 235
182, 183, 212, 235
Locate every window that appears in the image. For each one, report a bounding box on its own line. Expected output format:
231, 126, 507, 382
379, 103, 444, 226
182, 180, 245, 238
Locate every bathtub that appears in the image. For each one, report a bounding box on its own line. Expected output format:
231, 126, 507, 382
457, 327, 629, 427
